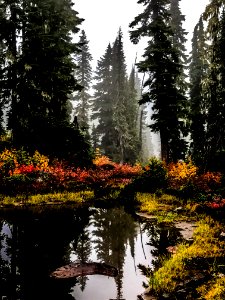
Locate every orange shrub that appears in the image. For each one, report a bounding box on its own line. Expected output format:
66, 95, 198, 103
194, 172, 222, 193
93, 155, 115, 167
167, 160, 198, 189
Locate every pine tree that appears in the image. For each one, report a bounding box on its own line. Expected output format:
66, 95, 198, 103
111, 28, 130, 163
73, 30, 92, 132
189, 17, 207, 165
135, 72, 153, 162
170, 0, 188, 65
92, 30, 141, 163
169, 0, 188, 99
91, 43, 116, 157
124, 66, 141, 162
0, 0, 23, 137
129, 0, 187, 162
202, 2, 225, 170
0, 0, 92, 164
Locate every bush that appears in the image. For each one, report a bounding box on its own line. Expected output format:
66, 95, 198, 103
131, 158, 168, 193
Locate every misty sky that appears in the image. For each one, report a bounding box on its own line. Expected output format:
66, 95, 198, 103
75, 0, 210, 72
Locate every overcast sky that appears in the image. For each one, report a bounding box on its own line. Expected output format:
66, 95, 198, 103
75, 0, 210, 73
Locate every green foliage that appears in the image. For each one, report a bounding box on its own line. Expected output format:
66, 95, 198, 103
0, 0, 92, 164
189, 17, 207, 166
200, 4, 225, 170
197, 276, 225, 299
133, 158, 168, 193
129, 0, 188, 162
91, 29, 141, 164
148, 217, 225, 297
91, 43, 115, 156
73, 30, 93, 132
0, 191, 94, 206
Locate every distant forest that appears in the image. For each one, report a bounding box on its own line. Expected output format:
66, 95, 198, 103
0, 0, 224, 170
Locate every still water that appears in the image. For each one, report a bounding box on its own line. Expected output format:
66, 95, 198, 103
0, 206, 182, 300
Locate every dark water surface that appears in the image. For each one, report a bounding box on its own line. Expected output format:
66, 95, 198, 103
0, 205, 182, 300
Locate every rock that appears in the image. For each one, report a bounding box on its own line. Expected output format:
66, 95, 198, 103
166, 245, 178, 254
174, 221, 196, 241
50, 262, 118, 279
140, 287, 157, 300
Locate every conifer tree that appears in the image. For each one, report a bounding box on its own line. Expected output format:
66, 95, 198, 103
111, 28, 131, 163
189, 17, 207, 165
0, 0, 91, 164
0, 0, 23, 137
73, 30, 92, 132
92, 30, 141, 163
91, 43, 116, 157
169, 0, 188, 96
202, 2, 225, 169
124, 66, 141, 162
170, 0, 188, 65
129, 0, 187, 162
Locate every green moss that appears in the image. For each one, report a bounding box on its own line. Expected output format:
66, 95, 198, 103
0, 191, 95, 206
197, 276, 225, 299
148, 217, 225, 296
136, 192, 189, 223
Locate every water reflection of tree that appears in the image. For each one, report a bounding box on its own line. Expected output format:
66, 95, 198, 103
0, 220, 11, 298
0, 219, 21, 299
92, 207, 137, 300
0, 207, 91, 300
141, 221, 183, 270
73, 224, 92, 291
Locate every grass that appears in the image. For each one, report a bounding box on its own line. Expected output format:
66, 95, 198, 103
197, 276, 225, 299
147, 216, 225, 298
136, 192, 193, 223
0, 190, 95, 206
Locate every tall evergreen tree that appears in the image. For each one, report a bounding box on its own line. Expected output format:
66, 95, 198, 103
129, 0, 187, 162
0, 0, 23, 137
73, 30, 92, 132
189, 17, 207, 165
91, 43, 116, 156
0, 0, 91, 163
170, 0, 188, 64
111, 28, 132, 163
169, 0, 188, 98
92, 30, 141, 163
124, 66, 141, 162
135, 72, 153, 161
202, 2, 225, 169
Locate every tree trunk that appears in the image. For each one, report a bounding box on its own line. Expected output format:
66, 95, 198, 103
160, 131, 169, 162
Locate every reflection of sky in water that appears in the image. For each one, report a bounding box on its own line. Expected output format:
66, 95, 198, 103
0, 221, 12, 262
70, 225, 153, 300
0, 207, 177, 300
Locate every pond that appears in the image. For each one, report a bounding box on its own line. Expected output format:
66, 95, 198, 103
0, 205, 183, 300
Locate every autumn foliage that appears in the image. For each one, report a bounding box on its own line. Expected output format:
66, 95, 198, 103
167, 160, 197, 190
0, 149, 142, 194
0, 149, 223, 203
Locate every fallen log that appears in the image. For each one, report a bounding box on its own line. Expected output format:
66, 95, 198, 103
50, 262, 118, 279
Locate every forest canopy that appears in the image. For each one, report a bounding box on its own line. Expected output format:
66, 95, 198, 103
0, 0, 224, 170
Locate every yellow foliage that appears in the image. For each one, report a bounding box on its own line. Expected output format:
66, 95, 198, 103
167, 160, 198, 189
197, 276, 225, 299
93, 155, 114, 166
150, 217, 225, 295
0, 149, 19, 170
32, 150, 49, 170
